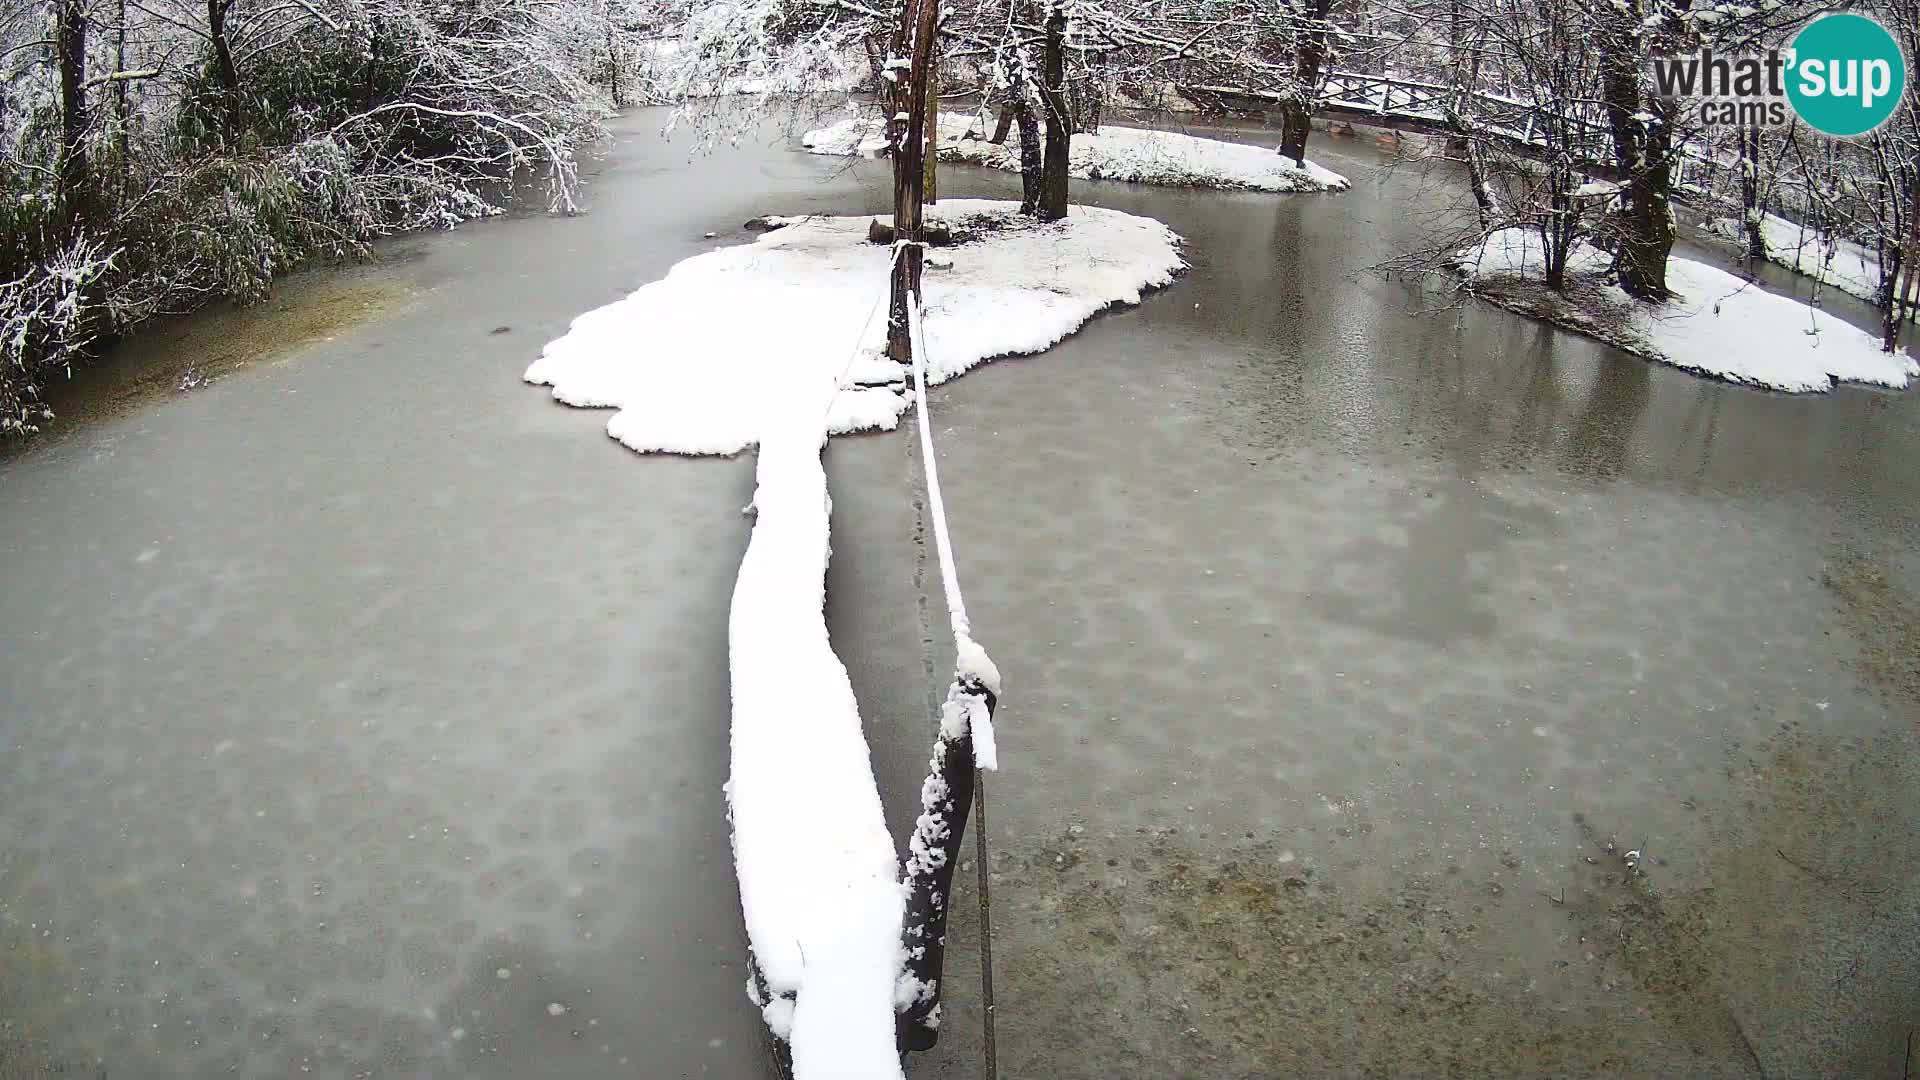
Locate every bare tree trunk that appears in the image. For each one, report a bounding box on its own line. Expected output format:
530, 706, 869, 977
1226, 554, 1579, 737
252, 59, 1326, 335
1885, 175, 1918, 353
1277, 0, 1331, 169
1544, 210, 1563, 292
989, 103, 1013, 144
1444, 1, 1494, 226
208, 0, 242, 145
886, 0, 938, 361
1015, 95, 1042, 214
923, 29, 938, 204
1544, 251, 1567, 291
1629, 99, 1678, 298
364, 25, 378, 110
1599, 3, 1675, 301
1739, 124, 1766, 262
57, 0, 90, 229
1276, 108, 1310, 172
605, 1, 626, 109
114, 0, 130, 184
1036, 1, 1069, 221
1884, 246, 1908, 352
1461, 141, 1497, 224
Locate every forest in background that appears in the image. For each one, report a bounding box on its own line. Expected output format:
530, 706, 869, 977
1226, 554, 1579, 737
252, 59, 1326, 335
3, 0, 1917, 437
1, 0, 669, 435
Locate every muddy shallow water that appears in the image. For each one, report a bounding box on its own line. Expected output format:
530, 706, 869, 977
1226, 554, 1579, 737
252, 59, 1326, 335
42, 263, 419, 430
3, 109, 1919, 1079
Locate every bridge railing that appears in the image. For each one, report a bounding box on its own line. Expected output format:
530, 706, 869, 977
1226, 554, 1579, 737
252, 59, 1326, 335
1319, 71, 1623, 163
1323, 72, 1449, 119
1190, 70, 1699, 182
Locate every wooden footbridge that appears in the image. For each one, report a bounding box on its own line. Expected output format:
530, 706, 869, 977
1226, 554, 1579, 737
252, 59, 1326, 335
1183, 71, 1631, 179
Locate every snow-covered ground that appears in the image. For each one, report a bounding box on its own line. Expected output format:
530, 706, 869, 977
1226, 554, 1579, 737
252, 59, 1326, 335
526, 200, 1181, 1077
1454, 228, 1918, 394
1705, 211, 1918, 321
802, 111, 1351, 193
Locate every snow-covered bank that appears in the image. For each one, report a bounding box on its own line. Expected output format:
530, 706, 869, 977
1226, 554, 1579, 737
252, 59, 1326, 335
802, 112, 1350, 193
525, 199, 1185, 454
526, 199, 1181, 1075
1705, 211, 1918, 321
1453, 228, 1918, 394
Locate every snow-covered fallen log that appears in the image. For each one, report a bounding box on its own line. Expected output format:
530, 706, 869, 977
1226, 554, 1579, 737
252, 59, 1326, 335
525, 199, 1182, 1076
1452, 228, 1918, 394
730, 415, 905, 1079
803, 112, 1351, 194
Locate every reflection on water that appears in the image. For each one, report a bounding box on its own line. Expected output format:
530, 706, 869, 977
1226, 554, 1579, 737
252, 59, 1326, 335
909, 120, 1920, 1078
1116, 127, 1920, 515
1312, 476, 1561, 644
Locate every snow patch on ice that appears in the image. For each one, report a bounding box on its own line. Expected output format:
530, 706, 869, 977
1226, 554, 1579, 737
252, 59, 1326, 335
803, 112, 1351, 193
1453, 228, 1918, 394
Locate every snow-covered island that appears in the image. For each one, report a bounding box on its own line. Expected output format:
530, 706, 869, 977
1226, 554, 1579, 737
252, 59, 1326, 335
527, 199, 1181, 1077
803, 112, 1351, 194
526, 199, 1185, 454
1453, 228, 1919, 394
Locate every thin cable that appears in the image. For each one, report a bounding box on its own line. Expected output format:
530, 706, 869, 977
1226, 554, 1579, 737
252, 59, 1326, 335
904, 291, 973, 644
973, 766, 998, 1078
906, 288, 999, 1078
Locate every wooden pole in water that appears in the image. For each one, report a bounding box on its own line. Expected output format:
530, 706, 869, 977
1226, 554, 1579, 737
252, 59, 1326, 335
896, 684, 991, 1054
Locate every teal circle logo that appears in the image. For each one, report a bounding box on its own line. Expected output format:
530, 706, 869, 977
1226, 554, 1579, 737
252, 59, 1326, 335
1786, 14, 1906, 137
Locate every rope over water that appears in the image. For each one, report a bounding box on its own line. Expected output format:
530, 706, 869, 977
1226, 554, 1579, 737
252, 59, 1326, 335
906, 288, 1001, 1077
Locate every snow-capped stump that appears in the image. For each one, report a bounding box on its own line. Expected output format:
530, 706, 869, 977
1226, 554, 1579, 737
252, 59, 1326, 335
1451, 228, 1919, 394
524, 199, 1185, 456
803, 112, 1351, 194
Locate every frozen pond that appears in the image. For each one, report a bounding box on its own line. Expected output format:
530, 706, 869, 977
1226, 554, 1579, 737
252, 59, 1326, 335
3, 109, 1918, 1077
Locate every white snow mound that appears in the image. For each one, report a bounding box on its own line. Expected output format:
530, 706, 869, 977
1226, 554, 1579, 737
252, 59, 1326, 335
525, 199, 1185, 455
1454, 228, 1918, 394
803, 112, 1351, 193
